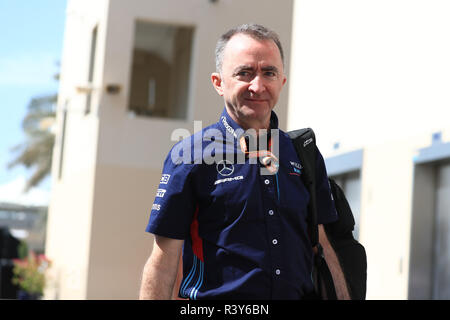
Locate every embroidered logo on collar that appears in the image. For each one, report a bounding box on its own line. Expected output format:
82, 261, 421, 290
221, 116, 237, 138
216, 160, 234, 176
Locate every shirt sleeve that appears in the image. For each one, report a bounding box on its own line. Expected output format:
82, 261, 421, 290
315, 146, 338, 224
145, 150, 196, 240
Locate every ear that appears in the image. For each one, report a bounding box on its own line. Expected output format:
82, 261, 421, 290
282, 75, 287, 87
211, 72, 224, 96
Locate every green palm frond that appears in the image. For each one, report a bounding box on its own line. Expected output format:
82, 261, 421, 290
8, 93, 57, 192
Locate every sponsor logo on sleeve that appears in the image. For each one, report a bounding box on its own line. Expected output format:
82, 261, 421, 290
160, 174, 171, 184
152, 203, 161, 211
156, 189, 166, 198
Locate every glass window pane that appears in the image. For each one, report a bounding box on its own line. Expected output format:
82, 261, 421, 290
128, 21, 194, 119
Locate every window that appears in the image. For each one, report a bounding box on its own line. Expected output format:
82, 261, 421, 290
128, 21, 194, 119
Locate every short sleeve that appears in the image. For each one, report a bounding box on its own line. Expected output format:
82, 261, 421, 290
315, 146, 338, 224
145, 151, 196, 240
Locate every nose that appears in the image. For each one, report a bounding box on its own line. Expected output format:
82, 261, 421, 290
248, 75, 266, 94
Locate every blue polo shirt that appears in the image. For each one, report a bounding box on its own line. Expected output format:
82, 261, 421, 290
146, 108, 337, 300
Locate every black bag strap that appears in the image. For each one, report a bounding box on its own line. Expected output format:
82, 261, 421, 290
287, 128, 318, 247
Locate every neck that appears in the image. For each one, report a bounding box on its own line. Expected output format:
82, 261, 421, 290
226, 107, 271, 135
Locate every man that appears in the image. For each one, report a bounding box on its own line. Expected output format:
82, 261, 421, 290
139, 24, 341, 300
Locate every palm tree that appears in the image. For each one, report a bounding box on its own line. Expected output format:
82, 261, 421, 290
8, 94, 57, 192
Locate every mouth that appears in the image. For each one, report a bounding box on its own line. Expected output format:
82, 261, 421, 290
244, 98, 268, 103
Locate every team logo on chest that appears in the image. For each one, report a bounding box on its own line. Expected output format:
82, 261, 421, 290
216, 160, 234, 176
290, 161, 302, 175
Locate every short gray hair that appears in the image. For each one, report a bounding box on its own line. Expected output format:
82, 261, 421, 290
215, 23, 285, 73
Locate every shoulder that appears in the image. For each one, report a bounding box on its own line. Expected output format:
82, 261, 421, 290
165, 122, 222, 167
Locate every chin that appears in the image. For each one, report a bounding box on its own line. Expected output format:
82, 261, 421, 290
244, 103, 272, 115
239, 107, 271, 125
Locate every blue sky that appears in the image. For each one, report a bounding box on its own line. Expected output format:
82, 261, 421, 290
0, 0, 67, 205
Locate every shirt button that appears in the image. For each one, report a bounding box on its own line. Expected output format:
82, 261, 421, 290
264, 179, 270, 185
268, 210, 274, 216
275, 269, 281, 275
272, 239, 278, 245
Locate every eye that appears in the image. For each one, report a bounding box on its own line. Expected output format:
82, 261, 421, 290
237, 70, 251, 77
264, 71, 276, 77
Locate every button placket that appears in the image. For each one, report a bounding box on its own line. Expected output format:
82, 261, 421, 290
260, 172, 283, 291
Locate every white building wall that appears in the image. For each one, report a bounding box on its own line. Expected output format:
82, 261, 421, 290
46, 0, 294, 299
45, 0, 109, 299
288, 0, 450, 155
289, 0, 450, 299
48, 0, 450, 301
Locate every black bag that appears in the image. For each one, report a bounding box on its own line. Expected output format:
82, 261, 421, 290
288, 128, 367, 300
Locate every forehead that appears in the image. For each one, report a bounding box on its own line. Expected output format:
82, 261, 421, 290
222, 33, 283, 69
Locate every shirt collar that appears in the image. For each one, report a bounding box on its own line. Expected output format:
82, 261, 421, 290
218, 107, 279, 140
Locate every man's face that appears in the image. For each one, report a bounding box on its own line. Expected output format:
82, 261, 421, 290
212, 33, 287, 130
